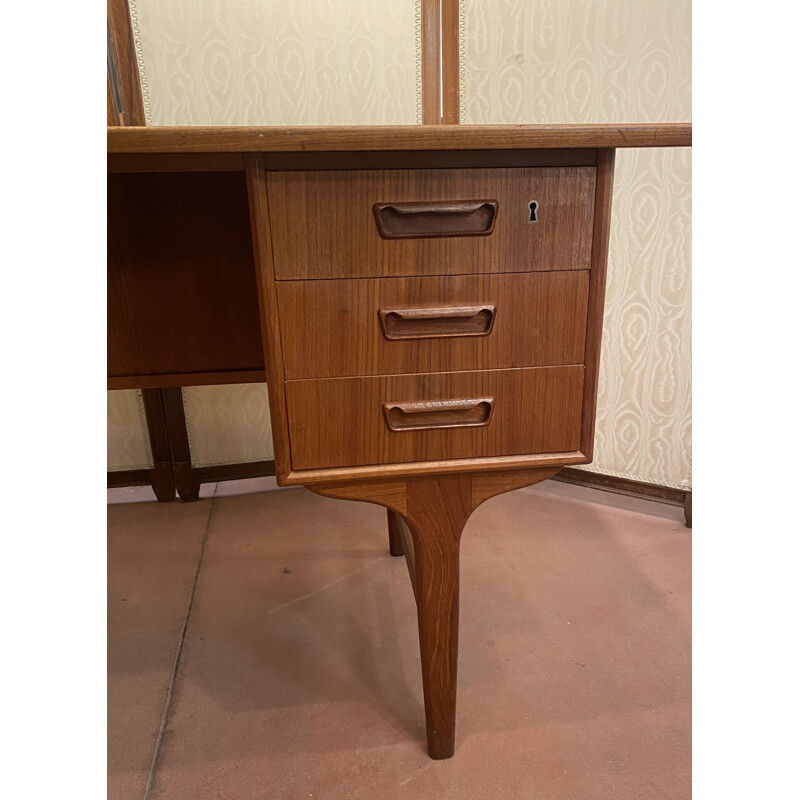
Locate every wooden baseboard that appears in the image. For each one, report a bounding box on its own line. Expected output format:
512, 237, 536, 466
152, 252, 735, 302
552, 467, 686, 505
192, 460, 276, 483
107, 469, 152, 488
107, 460, 276, 490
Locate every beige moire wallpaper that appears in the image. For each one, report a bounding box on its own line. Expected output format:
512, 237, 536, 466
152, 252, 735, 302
460, 0, 691, 488
108, 0, 691, 489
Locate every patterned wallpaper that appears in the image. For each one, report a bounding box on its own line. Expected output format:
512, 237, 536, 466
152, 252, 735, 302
109, 0, 690, 489
460, 0, 692, 488
129, 0, 421, 126
182, 384, 273, 468
107, 390, 152, 471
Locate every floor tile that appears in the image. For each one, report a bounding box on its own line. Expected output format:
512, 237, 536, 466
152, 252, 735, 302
116, 482, 692, 800
108, 498, 213, 800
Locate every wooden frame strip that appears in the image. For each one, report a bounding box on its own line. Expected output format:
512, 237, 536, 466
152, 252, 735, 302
244, 155, 294, 483
580, 148, 615, 461
161, 388, 200, 502
140, 388, 175, 502
108, 370, 266, 391
107, 0, 145, 126
441, 0, 460, 123
421, 0, 442, 124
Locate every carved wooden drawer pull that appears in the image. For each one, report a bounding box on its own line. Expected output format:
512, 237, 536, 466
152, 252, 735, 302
379, 305, 496, 340
373, 200, 498, 239
383, 398, 494, 432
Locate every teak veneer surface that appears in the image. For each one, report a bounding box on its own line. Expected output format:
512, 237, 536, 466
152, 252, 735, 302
285, 366, 584, 470
267, 167, 595, 280
277, 271, 590, 379
107, 171, 264, 379
107, 123, 692, 153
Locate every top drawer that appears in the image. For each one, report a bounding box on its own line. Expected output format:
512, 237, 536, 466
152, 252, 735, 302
267, 167, 596, 280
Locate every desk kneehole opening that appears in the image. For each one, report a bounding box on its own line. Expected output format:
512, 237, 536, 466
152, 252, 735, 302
383, 398, 494, 432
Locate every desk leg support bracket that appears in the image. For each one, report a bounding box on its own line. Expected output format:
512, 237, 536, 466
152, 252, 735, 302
311, 466, 558, 759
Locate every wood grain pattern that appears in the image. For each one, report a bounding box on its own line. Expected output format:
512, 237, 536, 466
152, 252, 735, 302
309, 465, 578, 758
140, 388, 174, 502
402, 473, 471, 759
386, 509, 406, 558
393, 512, 417, 595
373, 199, 498, 239
107, 0, 145, 126
107, 68, 118, 126
108, 153, 245, 173
268, 167, 595, 280
244, 156, 294, 483
107, 370, 266, 391
161, 387, 199, 502
580, 149, 615, 460
421, 0, 442, 124
283, 450, 587, 486
277, 271, 589, 379
379, 304, 496, 340
441, 0, 460, 124
107, 123, 692, 153
107, 171, 264, 379
384, 397, 494, 432
470, 467, 561, 507
311, 478, 408, 515
285, 366, 584, 470
108, 150, 598, 177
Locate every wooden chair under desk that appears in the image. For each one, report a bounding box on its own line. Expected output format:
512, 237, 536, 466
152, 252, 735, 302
108, 123, 691, 760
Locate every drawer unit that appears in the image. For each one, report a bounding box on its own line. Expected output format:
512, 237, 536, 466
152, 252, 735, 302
277, 271, 590, 379
285, 366, 584, 470
267, 167, 596, 280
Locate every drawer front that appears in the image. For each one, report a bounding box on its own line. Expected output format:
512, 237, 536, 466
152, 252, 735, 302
285, 367, 584, 470
267, 167, 596, 280
278, 272, 589, 379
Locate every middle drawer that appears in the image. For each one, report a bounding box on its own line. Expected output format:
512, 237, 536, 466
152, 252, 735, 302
277, 271, 589, 379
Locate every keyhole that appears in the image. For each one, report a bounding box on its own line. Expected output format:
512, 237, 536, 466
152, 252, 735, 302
528, 200, 539, 223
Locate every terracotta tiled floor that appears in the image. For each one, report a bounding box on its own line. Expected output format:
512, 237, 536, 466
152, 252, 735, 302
108, 478, 690, 800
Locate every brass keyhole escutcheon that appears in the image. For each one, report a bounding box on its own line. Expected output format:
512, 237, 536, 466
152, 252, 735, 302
528, 200, 539, 223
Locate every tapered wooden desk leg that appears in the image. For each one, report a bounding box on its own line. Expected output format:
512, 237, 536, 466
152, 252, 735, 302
404, 475, 472, 760
310, 467, 559, 760
387, 509, 405, 557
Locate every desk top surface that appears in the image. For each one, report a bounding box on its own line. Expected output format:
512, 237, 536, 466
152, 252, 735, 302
108, 123, 691, 154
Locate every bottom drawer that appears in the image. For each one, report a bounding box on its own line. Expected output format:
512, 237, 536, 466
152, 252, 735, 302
285, 366, 584, 470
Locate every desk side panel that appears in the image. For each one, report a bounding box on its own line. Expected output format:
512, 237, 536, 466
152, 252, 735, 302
107, 171, 264, 379
245, 158, 293, 482
580, 148, 615, 461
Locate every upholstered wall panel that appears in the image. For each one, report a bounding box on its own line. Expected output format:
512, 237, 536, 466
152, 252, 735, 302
182, 384, 273, 468
107, 390, 152, 471
129, 0, 421, 126
460, 0, 691, 489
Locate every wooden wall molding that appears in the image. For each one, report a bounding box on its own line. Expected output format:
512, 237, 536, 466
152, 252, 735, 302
107, 0, 145, 126
420, 0, 460, 124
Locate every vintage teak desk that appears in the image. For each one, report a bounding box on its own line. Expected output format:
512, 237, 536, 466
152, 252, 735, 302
108, 124, 691, 759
